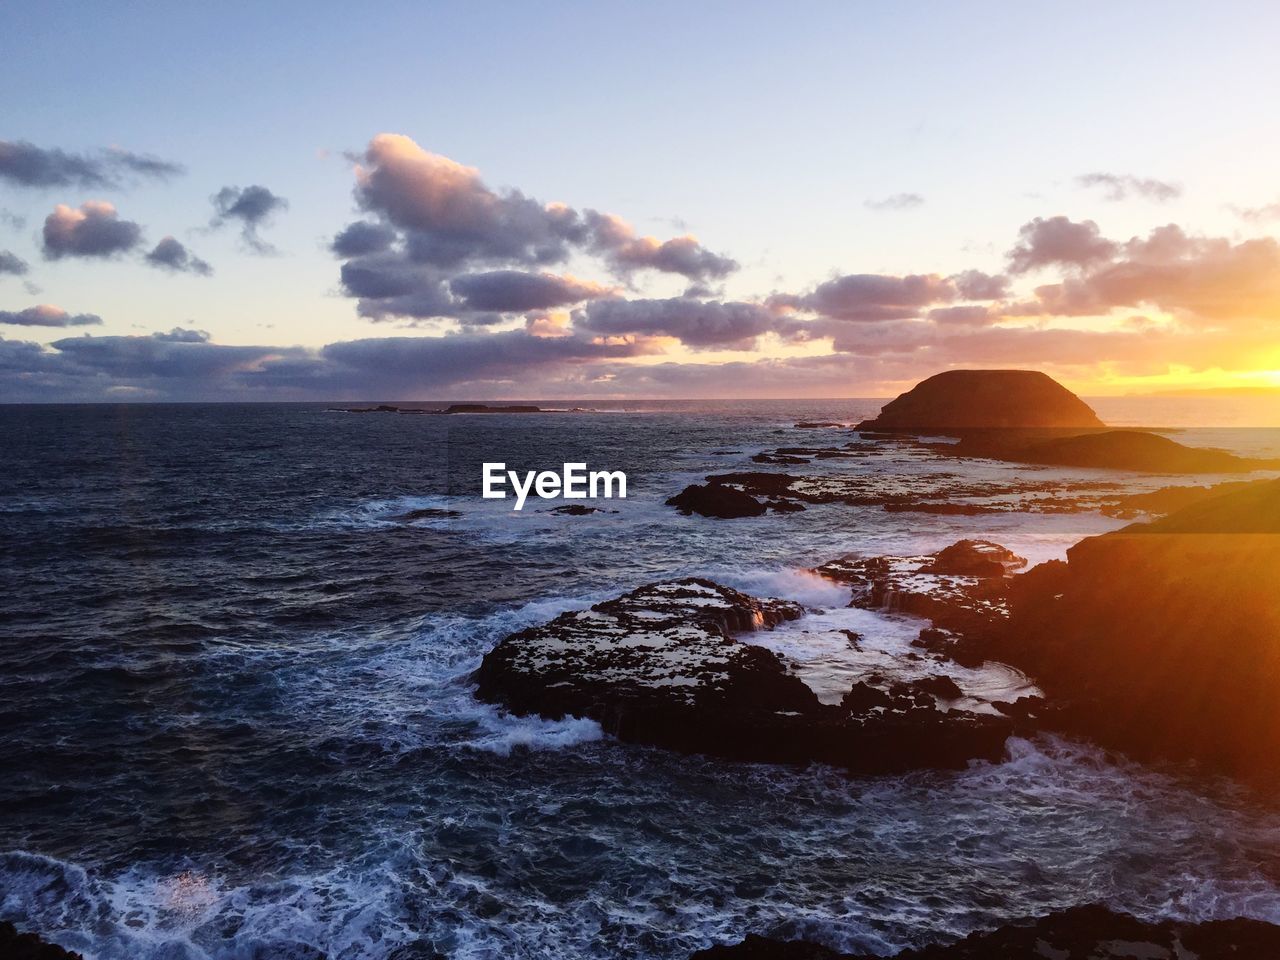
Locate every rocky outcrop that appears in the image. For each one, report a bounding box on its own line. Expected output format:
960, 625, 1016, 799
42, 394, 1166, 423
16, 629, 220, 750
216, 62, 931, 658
991, 479, 1280, 784
1101, 478, 1271, 519
816, 540, 1026, 651
674, 469, 1130, 517
474, 579, 1011, 772
667, 484, 768, 518
442, 403, 542, 413
0, 922, 83, 960
690, 905, 1280, 958
954, 429, 1280, 473
856, 370, 1104, 432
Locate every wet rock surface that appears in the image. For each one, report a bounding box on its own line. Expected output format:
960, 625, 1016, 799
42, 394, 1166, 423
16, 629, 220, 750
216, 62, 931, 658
689, 904, 1280, 958
474, 579, 1012, 772
815, 540, 1026, 644
672, 469, 1129, 517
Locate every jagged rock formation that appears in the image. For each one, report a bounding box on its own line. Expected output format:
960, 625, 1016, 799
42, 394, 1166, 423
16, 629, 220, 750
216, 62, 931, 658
474, 578, 1011, 772
816, 540, 1026, 654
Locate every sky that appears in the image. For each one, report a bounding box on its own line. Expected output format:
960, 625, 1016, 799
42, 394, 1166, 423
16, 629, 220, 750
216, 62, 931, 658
4, 0, 1280, 401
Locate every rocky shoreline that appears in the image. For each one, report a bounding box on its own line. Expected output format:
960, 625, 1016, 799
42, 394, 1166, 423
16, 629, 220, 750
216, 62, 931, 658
473, 578, 1011, 772
468, 370, 1280, 958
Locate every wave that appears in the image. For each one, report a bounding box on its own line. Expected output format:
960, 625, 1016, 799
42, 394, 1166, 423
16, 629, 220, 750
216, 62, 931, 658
7, 735, 1280, 959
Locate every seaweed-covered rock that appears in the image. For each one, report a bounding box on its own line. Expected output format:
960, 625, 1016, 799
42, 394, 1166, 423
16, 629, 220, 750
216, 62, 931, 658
474, 579, 1011, 772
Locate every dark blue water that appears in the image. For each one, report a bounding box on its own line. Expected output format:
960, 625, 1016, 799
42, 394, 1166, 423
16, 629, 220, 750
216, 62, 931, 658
4, 401, 1280, 959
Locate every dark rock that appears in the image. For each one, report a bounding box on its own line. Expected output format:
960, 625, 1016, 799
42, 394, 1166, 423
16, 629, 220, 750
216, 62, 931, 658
912, 628, 986, 670
690, 905, 1280, 959
705, 472, 800, 497
1102, 478, 1269, 519
667, 484, 768, 518
549, 504, 606, 515
919, 540, 1027, 577
963, 429, 1280, 473
883, 502, 1002, 516
995, 478, 1280, 784
691, 934, 845, 959
856, 369, 1104, 432
752, 453, 811, 465
991, 695, 1044, 719
766, 499, 806, 513
910, 675, 964, 700
474, 578, 1011, 772
702, 470, 1122, 515
0, 922, 84, 960
331, 403, 407, 413
815, 540, 1026, 642
442, 403, 542, 413
795, 421, 844, 428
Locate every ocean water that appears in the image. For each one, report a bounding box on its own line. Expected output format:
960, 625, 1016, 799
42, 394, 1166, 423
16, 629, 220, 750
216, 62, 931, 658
4, 399, 1280, 959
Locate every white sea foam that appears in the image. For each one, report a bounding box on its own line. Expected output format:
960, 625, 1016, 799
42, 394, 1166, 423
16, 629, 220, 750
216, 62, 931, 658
8, 735, 1280, 959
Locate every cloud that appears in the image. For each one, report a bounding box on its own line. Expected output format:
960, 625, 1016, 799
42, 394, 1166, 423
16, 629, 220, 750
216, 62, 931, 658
0, 327, 656, 401
574, 298, 777, 349
1033, 224, 1280, 322
582, 212, 738, 280
331, 221, 397, 257
335, 134, 736, 320
0, 140, 183, 189
318, 330, 650, 386
449, 271, 612, 312
151, 327, 210, 342
352, 135, 579, 268
1076, 172, 1181, 203
42, 201, 143, 259
1007, 216, 1118, 274
1231, 201, 1280, 224
949, 269, 1008, 300
0, 251, 29, 277
0, 304, 102, 327
145, 236, 212, 275
926, 305, 1002, 326
781, 273, 958, 322
864, 193, 924, 211
211, 185, 288, 253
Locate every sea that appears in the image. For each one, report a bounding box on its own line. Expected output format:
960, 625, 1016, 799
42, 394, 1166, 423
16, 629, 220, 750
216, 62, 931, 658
4, 398, 1280, 959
